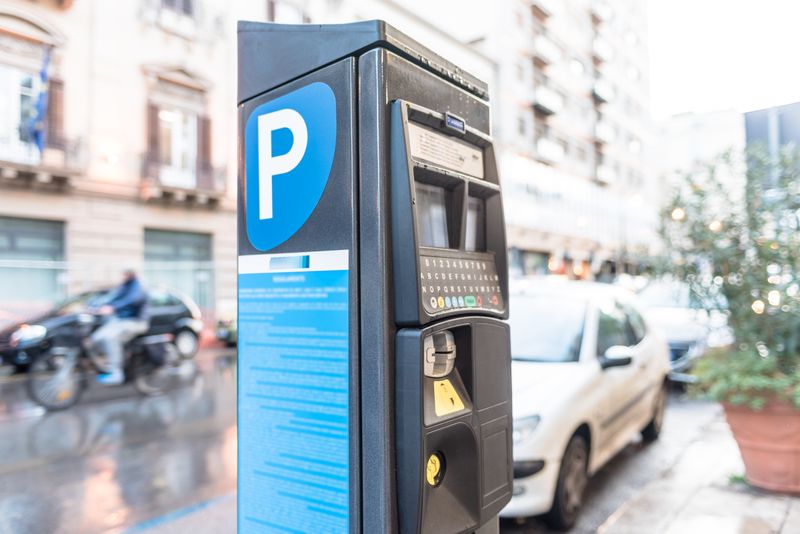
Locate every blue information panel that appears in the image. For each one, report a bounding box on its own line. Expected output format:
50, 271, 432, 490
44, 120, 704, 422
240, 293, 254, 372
238, 252, 349, 533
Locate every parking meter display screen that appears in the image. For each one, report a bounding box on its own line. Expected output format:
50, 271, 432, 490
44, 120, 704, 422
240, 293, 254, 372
465, 196, 485, 252
416, 183, 449, 248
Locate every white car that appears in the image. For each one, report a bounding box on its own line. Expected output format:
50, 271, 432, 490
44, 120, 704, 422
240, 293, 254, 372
638, 279, 733, 383
501, 279, 670, 529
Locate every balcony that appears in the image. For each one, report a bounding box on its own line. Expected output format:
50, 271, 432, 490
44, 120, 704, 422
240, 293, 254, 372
536, 137, 565, 164
595, 120, 615, 143
141, 155, 226, 207
533, 35, 561, 64
0, 136, 84, 190
595, 164, 617, 185
531, 0, 557, 18
592, 79, 615, 103
591, 0, 614, 23
592, 37, 614, 63
532, 86, 564, 115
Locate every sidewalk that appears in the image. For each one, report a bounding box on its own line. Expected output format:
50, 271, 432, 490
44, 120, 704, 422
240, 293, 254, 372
134, 406, 799, 534
599, 410, 800, 534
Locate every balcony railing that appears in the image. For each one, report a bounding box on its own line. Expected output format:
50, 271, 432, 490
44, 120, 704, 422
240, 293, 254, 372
596, 164, 617, 185
533, 35, 561, 64
0, 136, 85, 187
532, 86, 564, 115
595, 121, 615, 143
591, 0, 614, 23
531, 0, 557, 18
592, 79, 615, 103
141, 154, 226, 205
536, 137, 565, 164
592, 37, 614, 63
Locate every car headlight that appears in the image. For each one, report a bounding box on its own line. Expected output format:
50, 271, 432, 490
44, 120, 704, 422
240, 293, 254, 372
513, 415, 541, 446
9, 324, 47, 347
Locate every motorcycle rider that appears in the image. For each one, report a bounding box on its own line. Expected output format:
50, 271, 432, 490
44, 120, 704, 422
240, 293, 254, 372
92, 267, 149, 385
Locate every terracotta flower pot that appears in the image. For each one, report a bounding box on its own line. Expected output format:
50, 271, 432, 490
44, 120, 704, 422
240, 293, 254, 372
723, 400, 800, 494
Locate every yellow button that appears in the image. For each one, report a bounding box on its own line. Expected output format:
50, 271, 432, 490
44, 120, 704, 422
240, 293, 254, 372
437, 296, 445, 309
426, 452, 444, 487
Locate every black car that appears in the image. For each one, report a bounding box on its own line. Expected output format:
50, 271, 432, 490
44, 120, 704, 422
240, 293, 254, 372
0, 287, 203, 371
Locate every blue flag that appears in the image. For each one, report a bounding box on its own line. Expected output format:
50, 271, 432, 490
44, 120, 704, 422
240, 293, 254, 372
28, 46, 51, 154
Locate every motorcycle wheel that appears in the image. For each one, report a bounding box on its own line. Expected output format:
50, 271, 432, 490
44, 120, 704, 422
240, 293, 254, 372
131, 344, 180, 396
27, 347, 86, 411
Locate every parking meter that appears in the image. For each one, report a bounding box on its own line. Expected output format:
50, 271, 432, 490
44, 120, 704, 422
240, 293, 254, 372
237, 21, 512, 534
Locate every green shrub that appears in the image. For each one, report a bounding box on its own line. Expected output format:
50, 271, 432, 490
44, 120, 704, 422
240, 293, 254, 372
661, 146, 800, 409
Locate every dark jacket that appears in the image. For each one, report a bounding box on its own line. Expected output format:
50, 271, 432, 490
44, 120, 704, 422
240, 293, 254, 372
108, 277, 148, 320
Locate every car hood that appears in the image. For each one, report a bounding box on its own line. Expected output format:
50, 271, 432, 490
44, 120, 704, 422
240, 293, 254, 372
511, 360, 594, 420
0, 312, 79, 341
645, 307, 709, 344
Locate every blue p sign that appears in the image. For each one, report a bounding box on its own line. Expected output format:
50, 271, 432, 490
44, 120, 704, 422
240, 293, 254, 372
244, 82, 337, 251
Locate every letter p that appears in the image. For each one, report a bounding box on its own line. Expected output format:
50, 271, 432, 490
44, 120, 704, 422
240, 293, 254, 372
257, 108, 308, 220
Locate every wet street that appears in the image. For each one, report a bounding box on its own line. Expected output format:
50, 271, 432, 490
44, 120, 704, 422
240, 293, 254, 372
0, 349, 720, 534
0, 349, 237, 534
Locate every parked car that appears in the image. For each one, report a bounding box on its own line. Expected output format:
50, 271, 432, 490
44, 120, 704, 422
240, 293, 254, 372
0, 286, 203, 371
501, 279, 670, 530
216, 317, 237, 347
637, 279, 732, 383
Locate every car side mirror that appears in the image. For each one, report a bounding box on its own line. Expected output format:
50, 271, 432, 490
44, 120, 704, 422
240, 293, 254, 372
600, 345, 634, 370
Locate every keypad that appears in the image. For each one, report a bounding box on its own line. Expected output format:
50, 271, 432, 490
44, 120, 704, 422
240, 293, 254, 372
419, 254, 504, 315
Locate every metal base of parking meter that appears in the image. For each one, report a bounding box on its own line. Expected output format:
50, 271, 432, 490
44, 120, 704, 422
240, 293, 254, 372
237, 20, 513, 534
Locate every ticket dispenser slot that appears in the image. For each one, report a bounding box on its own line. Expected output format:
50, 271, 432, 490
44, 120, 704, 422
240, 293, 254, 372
393, 100, 512, 534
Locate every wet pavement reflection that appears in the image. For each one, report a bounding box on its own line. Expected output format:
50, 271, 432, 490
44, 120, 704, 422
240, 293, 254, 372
0, 349, 237, 534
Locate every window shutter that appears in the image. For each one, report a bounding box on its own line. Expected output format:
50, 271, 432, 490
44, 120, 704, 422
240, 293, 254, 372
46, 79, 64, 148
197, 115, 211, 189
146, 102, 160, 179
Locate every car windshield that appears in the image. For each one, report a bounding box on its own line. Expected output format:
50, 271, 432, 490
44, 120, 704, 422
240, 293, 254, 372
509, 293, 586, 363
54, 291, 112, 315
638, 282, 693, 308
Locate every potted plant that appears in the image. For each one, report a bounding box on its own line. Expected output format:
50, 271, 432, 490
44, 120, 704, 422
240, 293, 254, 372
661, 147, 800, 494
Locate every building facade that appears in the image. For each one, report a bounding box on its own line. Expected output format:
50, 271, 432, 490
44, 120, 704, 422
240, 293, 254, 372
745, 100, 800, 155
0, 0, 493, 326
458, 0, 657, 279
0, 0, 262, 325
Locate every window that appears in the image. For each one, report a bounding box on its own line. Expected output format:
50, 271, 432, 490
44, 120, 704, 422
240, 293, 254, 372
596, 301, 630, 356
518, 116, 527, 136
144, 229, 213, 312
146, 100, 205, 189
162, 0, 193, 16
510, 295, 586, 362
0, 217, 65, 310
0, 64, 41, 165
623, 303, 647, 344
158, 108, 197, 175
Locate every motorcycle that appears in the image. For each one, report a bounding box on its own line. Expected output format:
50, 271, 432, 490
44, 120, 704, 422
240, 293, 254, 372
26, 312, 181, 410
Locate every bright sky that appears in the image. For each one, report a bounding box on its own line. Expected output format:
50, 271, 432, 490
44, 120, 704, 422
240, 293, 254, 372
648, 0, 800, 119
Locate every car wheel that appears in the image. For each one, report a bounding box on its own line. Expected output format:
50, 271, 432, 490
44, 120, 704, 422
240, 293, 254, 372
174, 329, 199, 359
545, 433, 589, 531
642, 382, 668, 442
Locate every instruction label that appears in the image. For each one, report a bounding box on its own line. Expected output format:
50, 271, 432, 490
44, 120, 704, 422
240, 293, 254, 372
238, 250, 349, 533
408, 121, 484, 179
433, 378, 466, 416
